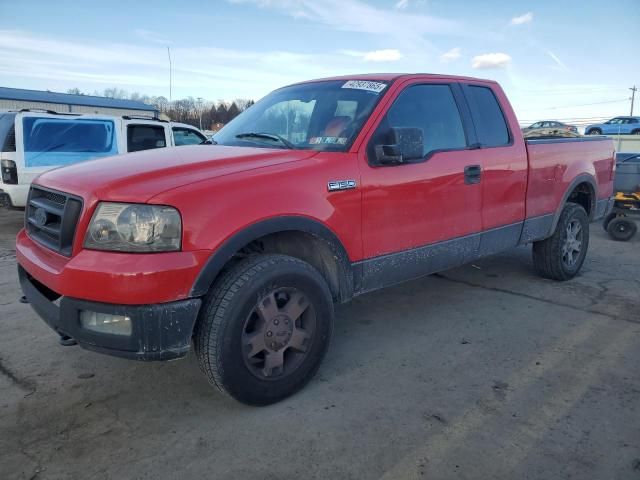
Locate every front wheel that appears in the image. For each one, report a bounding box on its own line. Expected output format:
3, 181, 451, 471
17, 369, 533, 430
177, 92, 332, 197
607, 217, 637, 241
194, 254, 334, 405
532, 203, 589, 281
587, 128, 602, 135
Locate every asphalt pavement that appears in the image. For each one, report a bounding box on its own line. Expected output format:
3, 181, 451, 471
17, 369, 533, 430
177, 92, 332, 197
0, 207, 638, 480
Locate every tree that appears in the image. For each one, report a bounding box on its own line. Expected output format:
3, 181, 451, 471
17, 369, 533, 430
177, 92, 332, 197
66, 88, 83, 95
216, 103, 229, 124
227, 102, 240, 122
102, 88, 128, 99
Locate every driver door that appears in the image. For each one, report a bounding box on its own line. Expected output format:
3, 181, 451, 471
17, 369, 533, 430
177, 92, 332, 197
358, 80, 483, 290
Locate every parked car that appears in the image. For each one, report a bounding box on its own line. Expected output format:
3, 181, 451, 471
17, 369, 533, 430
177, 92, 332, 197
522, 120, 578, 137
585, 116, 640, 135
17, 74, 615, 405
0, 110, 207, 208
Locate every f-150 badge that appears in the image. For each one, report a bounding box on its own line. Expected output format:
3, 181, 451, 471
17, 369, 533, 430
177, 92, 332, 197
327, 180, 357, 191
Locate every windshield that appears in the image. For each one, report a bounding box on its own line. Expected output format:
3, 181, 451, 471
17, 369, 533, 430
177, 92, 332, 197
213, 80, 389, 151
22, 117, 118, 168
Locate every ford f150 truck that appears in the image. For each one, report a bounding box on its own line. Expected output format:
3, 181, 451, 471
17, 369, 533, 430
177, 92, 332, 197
16, 74, 615, 405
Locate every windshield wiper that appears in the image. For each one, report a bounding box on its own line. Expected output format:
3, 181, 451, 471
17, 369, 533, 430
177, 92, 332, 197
235, 132, 294, 149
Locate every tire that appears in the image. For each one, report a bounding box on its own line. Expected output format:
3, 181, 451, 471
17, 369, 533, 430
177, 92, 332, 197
194, 254, 334, 405
607, 217, 637, 241
632, 129, 640, 135
532, 203, 589, 281
587, 128, 602, 135
602, 212, 617, 232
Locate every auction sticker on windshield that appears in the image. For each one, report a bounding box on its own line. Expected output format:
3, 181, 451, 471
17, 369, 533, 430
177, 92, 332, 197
341, 80, 387, 93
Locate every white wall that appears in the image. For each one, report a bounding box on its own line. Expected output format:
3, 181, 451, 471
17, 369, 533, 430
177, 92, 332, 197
610, 135, 640, 153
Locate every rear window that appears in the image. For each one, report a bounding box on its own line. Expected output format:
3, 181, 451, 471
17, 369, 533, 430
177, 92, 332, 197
22, 117, 117, 168
465, 85, 510, 147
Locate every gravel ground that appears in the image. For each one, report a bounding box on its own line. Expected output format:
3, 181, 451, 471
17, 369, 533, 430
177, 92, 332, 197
0, 207, 638, 480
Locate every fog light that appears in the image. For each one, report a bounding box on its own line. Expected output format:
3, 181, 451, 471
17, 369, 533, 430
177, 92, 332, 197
80, 310, 132, 336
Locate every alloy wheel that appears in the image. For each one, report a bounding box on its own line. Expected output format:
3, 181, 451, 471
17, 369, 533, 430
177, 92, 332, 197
242, 287, 316, 379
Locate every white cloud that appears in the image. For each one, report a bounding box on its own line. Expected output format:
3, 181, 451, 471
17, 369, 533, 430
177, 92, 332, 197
227, 0, 461, 52
340, 48, 403, 61
510, 12, 533, 25
0, 30, 408, 100
364, 49, 403, 61
471, 52, 511, 69
134, 29, 172, 45
395, 0, 409, 9
546, 50, 569, 72
440, 47, 461, 62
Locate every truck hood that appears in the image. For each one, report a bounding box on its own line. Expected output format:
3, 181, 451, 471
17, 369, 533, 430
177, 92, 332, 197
35, 145, 318, 203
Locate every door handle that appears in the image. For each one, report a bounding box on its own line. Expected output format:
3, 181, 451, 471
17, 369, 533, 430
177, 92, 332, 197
464, 165, 481, 185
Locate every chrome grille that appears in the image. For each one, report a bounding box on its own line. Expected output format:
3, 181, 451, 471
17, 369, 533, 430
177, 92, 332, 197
25, 186, 83, 256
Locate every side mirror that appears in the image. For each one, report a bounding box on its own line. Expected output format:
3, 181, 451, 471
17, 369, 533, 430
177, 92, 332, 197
375, 127, 424, 165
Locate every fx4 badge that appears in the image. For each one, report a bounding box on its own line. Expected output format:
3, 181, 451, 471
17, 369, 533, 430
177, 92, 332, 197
327, 180, 357, 192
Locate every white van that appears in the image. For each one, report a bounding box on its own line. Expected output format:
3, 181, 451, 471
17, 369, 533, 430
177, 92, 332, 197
0, 110, 207, 208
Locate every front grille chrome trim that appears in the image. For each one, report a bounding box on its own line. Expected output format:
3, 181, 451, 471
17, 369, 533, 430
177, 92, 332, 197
25, 186, 83, 257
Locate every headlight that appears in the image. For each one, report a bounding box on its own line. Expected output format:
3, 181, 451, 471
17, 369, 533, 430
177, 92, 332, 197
84, 202, 181, 252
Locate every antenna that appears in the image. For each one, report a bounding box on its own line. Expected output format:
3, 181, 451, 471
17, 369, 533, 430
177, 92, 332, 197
167, 47, 173, 104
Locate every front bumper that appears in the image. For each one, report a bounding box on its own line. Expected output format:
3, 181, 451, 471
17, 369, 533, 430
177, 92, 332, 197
19, 265, 201, 361
0, 183, 28, 208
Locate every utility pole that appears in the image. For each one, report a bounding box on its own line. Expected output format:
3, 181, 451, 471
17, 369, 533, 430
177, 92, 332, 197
197, 97, 203, 131
631, 85, 637, 116
167, 47, 173, 105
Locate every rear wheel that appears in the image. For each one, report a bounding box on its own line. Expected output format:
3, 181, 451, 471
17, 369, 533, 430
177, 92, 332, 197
532, 203, 589, 280
632, 129, 640, 135
607, 217, 637, 241
588, 128, 602, 135
194, 254, 334, 405
602, 212, 617, 232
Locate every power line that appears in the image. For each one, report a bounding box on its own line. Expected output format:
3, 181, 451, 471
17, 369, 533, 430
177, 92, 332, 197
518, 98, 628, 112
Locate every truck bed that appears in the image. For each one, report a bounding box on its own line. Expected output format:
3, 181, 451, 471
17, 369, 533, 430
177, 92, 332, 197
524, 136, 615, 220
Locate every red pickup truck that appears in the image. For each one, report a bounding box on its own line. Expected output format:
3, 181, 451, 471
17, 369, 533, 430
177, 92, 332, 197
16, 74, 615, 405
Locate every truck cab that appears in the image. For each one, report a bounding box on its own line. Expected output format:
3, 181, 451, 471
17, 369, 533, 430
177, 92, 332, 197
0, 111, 206, 208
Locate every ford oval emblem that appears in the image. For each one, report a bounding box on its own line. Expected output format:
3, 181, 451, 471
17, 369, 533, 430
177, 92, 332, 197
34, 207, 48, 226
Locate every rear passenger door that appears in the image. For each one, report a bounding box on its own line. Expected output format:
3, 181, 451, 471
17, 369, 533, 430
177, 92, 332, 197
124, 121, 170, 153
359, 80, 483, 289
461, 83, 528, 251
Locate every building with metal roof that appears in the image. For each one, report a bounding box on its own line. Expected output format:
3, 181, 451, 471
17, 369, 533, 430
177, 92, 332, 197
0, 87, 157, 117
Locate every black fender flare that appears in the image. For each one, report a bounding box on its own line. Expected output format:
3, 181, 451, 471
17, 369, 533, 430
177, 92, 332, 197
190, 216, 354, 299
549, 173, 597, 233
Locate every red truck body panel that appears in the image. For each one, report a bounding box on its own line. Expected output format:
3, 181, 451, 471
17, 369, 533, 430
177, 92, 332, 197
525, 139, 615, 219
16, 73, 615, 310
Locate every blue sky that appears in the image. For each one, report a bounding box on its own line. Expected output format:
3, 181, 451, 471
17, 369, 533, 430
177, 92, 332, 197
1, 0, 638, 126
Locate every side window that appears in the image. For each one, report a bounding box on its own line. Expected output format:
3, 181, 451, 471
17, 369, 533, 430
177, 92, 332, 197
127, 125, 167, 153
173, 127, 206, 146
368, 84, 467, 164
464, 85, 510, 147
0, 114, 16, 152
